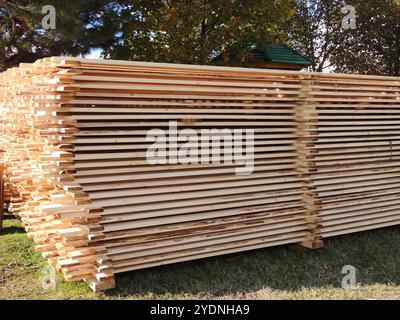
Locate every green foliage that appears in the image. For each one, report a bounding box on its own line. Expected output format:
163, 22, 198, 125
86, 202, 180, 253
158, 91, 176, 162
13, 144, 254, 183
288, 0, 400, 75
0, 0, 119, 70
1, 1, 400, 75
103, 0, 295, 65
332, 0, 400, 76
288, 0, 347, 72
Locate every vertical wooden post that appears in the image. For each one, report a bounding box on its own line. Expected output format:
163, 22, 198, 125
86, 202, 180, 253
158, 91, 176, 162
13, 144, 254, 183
294, 76, 323, 250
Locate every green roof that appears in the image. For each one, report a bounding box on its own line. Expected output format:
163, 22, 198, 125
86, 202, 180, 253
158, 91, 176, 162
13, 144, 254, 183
249, 44, 312, 66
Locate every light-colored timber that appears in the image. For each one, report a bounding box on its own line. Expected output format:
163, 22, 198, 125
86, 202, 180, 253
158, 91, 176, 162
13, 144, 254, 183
2, 57, 400, 290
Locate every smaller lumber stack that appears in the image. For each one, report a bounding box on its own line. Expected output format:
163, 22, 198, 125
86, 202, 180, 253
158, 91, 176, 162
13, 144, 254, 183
1, 57, 400, 290
302, 73, 400, 238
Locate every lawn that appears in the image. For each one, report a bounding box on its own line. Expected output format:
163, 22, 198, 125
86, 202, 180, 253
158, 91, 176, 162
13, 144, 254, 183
1, 215, 400, 300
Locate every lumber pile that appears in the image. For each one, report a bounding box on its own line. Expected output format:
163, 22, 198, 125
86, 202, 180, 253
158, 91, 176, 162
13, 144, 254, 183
301, 74, 400, 238
1, 57, 400, 290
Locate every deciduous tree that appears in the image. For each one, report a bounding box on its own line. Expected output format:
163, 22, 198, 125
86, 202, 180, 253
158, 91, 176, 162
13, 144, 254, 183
103, 0, 295, 65
289, 0, 400, 75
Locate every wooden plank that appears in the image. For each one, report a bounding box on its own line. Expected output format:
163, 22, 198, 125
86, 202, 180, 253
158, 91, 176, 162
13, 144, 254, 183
4, 56, 400, 291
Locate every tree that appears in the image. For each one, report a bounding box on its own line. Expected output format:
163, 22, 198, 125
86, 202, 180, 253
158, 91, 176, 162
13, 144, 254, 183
0, 0, 119, 70
288, 0, 347, 72
331, 0, 400, 76
289, 0, 400, 75
102, 0, 295, 65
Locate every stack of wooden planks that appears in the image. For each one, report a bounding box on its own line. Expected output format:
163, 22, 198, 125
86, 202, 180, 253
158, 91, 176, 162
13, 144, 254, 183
300, 74, 400, 238
0, 59, 114, 290
1, 57, 400, 290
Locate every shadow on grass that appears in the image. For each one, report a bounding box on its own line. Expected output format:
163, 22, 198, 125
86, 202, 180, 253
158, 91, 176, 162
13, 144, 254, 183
104, 226, 400, 298
3, 214, 14, 220
0, 225, 25, 235
1, 215, 25, 235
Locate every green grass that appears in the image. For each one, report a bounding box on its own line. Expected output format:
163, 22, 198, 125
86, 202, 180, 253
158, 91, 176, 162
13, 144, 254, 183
1, 216, 400, 300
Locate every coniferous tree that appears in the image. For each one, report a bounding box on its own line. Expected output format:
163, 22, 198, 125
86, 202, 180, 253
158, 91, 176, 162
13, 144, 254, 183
0, 0, 119, 70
